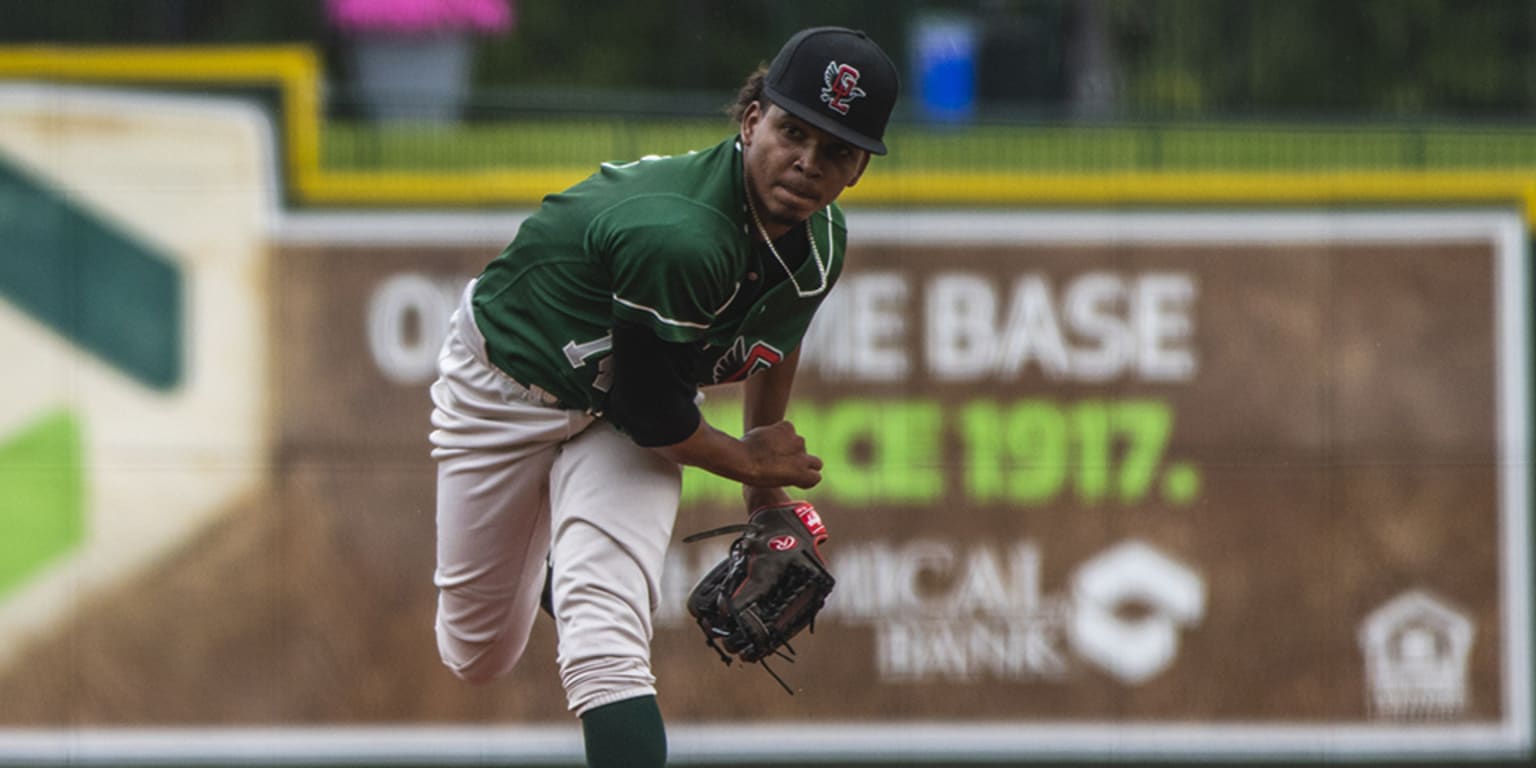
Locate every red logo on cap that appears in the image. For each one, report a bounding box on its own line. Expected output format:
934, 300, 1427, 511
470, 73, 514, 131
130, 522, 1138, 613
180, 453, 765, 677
821, 61, 866, 115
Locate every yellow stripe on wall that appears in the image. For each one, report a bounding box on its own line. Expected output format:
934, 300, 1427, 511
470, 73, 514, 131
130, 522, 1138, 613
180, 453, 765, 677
1, 45, 1533, 220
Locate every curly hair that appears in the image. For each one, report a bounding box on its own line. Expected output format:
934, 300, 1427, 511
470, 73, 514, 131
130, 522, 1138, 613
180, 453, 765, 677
727, 64, 769, 124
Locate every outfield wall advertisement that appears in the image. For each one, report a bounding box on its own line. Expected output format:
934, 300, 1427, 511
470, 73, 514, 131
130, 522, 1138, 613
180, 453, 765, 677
0, 86, 1531, 765
255, 211, 1531, 763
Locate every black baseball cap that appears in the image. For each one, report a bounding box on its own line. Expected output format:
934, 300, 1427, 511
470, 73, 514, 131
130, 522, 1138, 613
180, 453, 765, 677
762, 26, 899, 155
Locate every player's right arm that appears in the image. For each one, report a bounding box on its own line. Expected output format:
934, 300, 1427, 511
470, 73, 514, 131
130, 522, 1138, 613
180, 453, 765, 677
605, 321, 822, 488
741, 346, 803, 508
653, 418, 823, 489
594, 200, 821, 485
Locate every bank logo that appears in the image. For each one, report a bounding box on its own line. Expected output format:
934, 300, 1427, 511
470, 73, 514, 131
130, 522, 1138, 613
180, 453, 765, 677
1068, 540, 1207, 684
661, 537, 1205, 685
1359, 589, 1474, 719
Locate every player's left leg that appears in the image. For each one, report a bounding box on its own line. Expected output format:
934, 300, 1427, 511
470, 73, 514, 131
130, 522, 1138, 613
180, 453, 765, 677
428, 279, 597, 684
580, 694, 666, 768
546, 421, 681, 766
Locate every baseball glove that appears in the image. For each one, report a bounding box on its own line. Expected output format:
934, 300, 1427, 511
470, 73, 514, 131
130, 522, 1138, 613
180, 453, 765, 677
683, 501, 834, 693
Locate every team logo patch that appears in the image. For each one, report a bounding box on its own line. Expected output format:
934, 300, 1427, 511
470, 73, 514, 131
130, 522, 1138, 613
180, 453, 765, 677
821, 61, 866, 115
712, 337, 784, 383
768, 535, 798, 551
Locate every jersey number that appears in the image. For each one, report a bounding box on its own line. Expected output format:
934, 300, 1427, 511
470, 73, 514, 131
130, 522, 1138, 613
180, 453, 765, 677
563, 334, 614, 392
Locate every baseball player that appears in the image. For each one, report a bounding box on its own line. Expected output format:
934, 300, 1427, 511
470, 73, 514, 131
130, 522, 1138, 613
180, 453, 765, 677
428, 27, 898, 767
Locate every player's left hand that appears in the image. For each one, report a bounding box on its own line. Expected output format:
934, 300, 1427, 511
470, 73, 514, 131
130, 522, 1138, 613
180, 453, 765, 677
683, 501, 834, 693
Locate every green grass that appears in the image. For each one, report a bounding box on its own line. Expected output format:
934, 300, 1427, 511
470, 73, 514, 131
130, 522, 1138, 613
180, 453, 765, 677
320, 117, 1536, 174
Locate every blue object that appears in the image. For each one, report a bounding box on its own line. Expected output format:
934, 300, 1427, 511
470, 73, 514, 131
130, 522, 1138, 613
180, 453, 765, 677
912, 17, 978, 123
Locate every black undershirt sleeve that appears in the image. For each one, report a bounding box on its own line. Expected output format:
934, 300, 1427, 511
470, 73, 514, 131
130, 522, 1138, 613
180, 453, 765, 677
606, 321, 702, 447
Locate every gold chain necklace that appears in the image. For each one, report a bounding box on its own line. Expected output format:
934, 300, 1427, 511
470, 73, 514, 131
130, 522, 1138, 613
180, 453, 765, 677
744, 187, 828, 298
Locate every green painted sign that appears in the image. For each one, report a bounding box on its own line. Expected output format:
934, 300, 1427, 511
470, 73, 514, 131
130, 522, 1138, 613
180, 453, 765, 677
0, 154, 182, 599
0, 410, 82, 596
0, 157, 181, 390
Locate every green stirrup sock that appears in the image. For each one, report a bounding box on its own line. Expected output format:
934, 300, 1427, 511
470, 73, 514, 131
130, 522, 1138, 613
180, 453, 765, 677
580, 694, 667, 768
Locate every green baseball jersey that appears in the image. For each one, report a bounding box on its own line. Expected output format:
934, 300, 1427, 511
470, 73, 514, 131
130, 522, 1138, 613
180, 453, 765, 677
472, 137, 847, 412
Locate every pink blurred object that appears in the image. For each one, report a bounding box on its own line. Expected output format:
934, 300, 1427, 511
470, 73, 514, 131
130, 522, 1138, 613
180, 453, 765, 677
327, 0, 515, 36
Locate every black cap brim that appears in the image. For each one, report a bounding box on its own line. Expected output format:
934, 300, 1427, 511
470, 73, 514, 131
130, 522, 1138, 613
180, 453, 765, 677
763, 83, 889, 155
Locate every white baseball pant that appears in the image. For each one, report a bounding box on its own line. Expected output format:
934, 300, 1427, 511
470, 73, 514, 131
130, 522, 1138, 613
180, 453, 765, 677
429, 280, 682, 716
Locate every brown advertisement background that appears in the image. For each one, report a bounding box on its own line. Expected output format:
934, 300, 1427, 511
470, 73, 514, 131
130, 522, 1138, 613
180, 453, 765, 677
0, 225, 1515, 730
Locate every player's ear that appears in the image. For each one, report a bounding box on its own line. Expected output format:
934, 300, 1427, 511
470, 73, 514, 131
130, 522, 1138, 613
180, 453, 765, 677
740, 100, 764, 147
